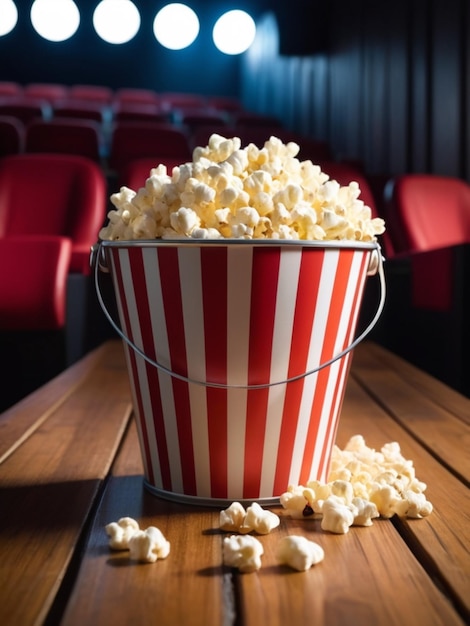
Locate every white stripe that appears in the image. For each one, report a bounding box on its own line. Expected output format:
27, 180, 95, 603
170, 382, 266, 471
142, 247, 183, 492
119, 249, 162, 488
178, 247, 210, 497
259, 248, 302, 497
226, 246, 252, 497
288, 249, 340, 486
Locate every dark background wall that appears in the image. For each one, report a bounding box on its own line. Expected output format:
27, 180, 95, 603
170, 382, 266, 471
241, 0, 470, 183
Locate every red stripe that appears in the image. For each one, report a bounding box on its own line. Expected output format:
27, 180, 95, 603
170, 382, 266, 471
157, 246, 196, 494
273, 247, 325, 495
243, 247, 281, 498
201, 247, 228, 498
299, 249, 355, 485
112, 248, 155, 485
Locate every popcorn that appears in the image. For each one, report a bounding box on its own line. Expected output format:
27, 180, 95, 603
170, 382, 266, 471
240, 502, 281, 535
99, 135, 385, 242
105, 517, 170, 564
128, 527, 171, 563
219, 501, 247, 532
280, 436, 432, 533
219, 501, 280, 535
321, 496, 357, 534
276, 536, 325, 571
223, 534, 264, 573
105, 517, 140, 550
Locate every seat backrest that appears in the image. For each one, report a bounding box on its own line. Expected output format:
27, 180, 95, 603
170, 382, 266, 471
0, 154, 107, 273
119, 157, 185, 189
109, 122, 192, 172
23, 83, 69, 104
68, 84, 114, 105
25, 119, 102, 161
0, 82, 23, 98
0, 97, 51, 124
114, 88, 160, 106
52, 98, 106, 123
385, 174, 470, 253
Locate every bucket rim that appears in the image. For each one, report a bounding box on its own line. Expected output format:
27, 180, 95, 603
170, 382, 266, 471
97, 238, 379, 251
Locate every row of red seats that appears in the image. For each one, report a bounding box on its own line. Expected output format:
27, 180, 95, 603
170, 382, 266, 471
0, 81, 244, 111
0, 113, 335, 184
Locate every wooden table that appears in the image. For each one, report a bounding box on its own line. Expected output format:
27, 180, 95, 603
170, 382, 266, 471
0, 340, 468, 626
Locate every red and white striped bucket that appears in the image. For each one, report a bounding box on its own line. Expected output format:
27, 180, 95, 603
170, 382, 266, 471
95, 240, 384, 505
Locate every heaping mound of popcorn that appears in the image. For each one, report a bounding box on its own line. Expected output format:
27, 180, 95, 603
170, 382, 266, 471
280, 435, 433, 534
99, 134, 385, 241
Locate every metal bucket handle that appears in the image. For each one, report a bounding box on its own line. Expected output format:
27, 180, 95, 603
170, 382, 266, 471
92, 241, 386, 389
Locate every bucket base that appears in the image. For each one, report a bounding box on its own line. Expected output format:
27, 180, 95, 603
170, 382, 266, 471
143, 479, 281, 508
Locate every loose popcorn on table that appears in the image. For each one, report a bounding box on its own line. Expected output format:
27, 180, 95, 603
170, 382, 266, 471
280, 435, 432, 534
99, 134, 385, 242
276, 536, 325, 571
129, 527, 171, 563
105, 516, 140, 550
223, 534, 264, 573
219, 501, 280, 535
105, 517, 170, 564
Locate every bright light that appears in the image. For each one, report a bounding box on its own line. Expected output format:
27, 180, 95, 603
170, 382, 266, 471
212, 10, 256, 55
0, 0, 18, 36
93, 0, 141, 44
30, 0, 80, 42
153, 3, 200, 50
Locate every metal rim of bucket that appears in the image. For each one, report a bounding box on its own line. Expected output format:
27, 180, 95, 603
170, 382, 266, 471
92, 239, 386, 390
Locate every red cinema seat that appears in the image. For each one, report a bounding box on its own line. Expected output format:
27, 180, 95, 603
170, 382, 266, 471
373, 173, 470, 396
0, 153, 107, 275
109, 121, 191, 175
384, 173, 470, 254
119, 157, 184, 190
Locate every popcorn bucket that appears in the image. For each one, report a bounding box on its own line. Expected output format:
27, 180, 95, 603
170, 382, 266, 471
94, 239, 385, 505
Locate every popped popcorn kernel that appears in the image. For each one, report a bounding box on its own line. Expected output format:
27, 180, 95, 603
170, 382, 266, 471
219, 501, 280, 534
129, 526, 170, 563
105, 517, 140, 550
105, 517, 170, 564
240, 502, 280, 535
276, 536, 325, 571
223, 534, 264, 573
99, 134, 385, 242
280, 436, 433, 534
219, 501, 247, 532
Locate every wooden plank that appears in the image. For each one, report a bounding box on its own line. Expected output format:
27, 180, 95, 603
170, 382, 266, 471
62, 379, 467, 626
236, 377, 468, 625
350, 344, 470, 483
353, 342, 470, 425
0, 341, 127, 464
60, 421, 225, 626
337, 378, 470, 620
0, 342, 132, 626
